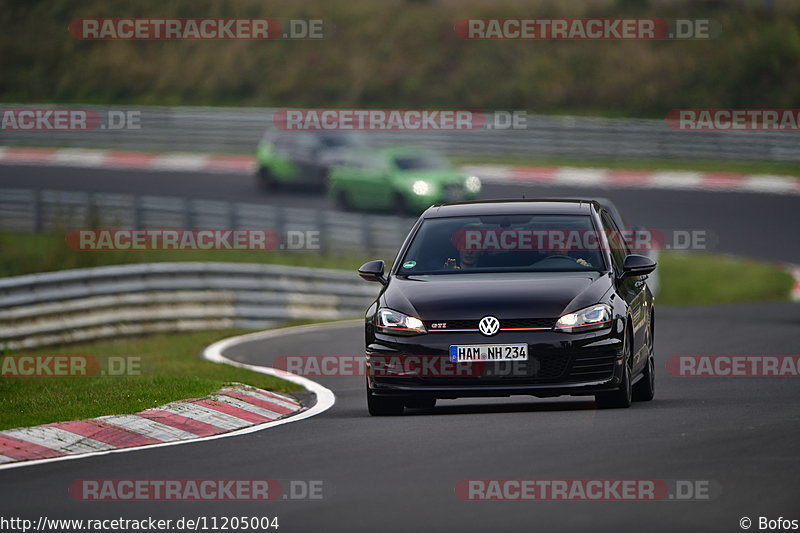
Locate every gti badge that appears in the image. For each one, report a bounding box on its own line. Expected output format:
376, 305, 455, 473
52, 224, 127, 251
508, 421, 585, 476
478, 315, 500, 336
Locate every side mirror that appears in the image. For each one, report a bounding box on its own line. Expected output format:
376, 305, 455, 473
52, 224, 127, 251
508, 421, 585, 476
358, 260, 387, 284
622, 254, 657, 277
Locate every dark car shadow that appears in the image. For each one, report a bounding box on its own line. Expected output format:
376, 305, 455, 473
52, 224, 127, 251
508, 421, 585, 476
404, 398, 598, 416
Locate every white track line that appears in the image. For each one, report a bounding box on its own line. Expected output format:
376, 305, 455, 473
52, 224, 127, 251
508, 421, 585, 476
0, 321, 345, 471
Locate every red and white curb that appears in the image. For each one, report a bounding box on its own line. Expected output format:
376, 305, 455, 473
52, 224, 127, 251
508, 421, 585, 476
0, 385, 302, 467
460, 165, 800, 195
1, 146, 798, 195
0, 321, 341, 471
0, 146, 254, 174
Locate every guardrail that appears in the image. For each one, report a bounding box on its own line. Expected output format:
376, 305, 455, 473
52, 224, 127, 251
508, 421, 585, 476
0, 262, 378, 350
0, 187, 414, 257
1, 104, 797, 162
0, 253, 659, 351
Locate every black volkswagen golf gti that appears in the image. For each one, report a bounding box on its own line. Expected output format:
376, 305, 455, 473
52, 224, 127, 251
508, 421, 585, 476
358, 199, 657, 415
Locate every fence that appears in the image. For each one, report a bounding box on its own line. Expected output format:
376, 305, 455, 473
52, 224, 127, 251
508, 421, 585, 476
1, 105, 797, 162
0, 262, 378, 350
0, 187, 414, 258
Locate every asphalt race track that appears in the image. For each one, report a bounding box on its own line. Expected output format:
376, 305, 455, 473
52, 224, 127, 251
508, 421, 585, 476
1, 163, 799, 532
1, 305, 799, 532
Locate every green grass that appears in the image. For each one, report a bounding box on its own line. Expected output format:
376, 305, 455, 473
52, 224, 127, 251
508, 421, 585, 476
453, 155, 800, 178
2, 1, 799, 118
656, 252, 793, 305
0, 231, 370, 278
0, 328, 303, 431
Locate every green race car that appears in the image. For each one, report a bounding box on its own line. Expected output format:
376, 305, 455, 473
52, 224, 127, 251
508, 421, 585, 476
328, 147, 481, 214
255, 131, 367, 190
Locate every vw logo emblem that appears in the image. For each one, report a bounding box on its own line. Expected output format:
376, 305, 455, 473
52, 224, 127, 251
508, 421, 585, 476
478, 316, 500, 336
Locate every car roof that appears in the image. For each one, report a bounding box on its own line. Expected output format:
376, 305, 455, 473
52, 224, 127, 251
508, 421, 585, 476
528, 196, 627, 228
422, 199, 598, 218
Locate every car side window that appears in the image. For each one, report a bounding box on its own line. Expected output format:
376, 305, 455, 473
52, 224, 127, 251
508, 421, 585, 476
600, 211, 628, 274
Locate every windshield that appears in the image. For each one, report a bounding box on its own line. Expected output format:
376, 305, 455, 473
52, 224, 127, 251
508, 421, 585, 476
397, 215, 607, 275
319, 133, 366, 148
393, 152, 450, 171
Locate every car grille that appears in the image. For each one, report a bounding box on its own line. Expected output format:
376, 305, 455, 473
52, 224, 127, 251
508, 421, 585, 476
425, 318, 555, 331
377, 350, 617, 386
567, 353, 617, 381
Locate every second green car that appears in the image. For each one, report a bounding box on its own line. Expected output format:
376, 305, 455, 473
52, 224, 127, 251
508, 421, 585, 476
328, 147, 481, 214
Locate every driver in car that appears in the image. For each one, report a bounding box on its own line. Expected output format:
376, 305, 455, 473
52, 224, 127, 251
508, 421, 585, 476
443, 247, 482, 269
545, 239, 592, 267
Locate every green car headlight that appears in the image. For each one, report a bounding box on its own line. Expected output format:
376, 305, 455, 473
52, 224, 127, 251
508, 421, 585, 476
465, 175, 482, 193
412, 180, 431, 196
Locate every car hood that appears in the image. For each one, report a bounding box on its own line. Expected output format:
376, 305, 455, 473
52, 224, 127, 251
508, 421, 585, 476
382, 271, 612, 320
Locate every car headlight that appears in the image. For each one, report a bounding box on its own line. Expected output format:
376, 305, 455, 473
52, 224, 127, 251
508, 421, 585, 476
412, 180, 431, 196
465, 175, 481, 193
376, 308, 426, 335
554, 304, 612, 333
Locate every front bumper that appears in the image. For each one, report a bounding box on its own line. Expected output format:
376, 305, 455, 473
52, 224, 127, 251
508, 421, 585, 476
366, 326, 625, 399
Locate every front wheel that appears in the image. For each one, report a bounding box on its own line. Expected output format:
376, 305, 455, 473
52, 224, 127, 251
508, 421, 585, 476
632, 356, 655, 401
367, 384, 404, 416
595, 334, 633, 409
257, 166, 278, 190
335, 189, 352, 211
393, 193, 410, 216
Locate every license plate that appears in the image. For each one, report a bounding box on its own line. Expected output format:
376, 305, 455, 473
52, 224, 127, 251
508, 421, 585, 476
449, 344, 528, 362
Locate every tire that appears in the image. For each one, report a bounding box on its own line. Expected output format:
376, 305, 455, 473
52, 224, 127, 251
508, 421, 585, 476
633, 356, 655, 402
317, 167, 331, 190
393, 193, 409, 216
595, 331, 633, 409
633, 312, 655, 401
257, 166, 278, 190
404, 396, 436, 410
367, 384, 404, 416
335, 189, 352, 211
